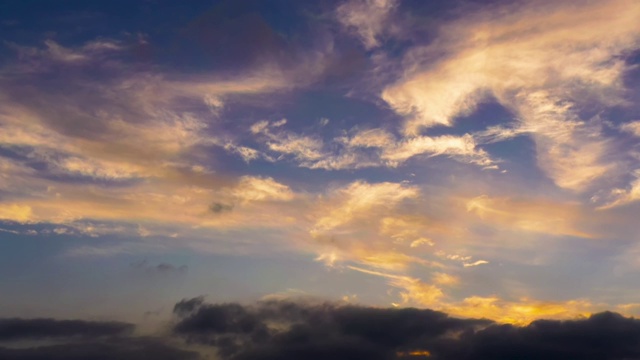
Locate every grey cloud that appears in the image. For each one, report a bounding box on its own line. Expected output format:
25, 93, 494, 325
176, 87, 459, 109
0, 318, 133, 341
5, 299, 640, 360
210, 202, 234, 214
131, 260, 188, 274
171, 298, 640, 360
0, 337, 199, 360
172, 298, 488, 359
0, 318, 198, 360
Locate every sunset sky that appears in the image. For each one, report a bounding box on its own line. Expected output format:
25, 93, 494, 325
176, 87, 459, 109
1, 0, 640, 358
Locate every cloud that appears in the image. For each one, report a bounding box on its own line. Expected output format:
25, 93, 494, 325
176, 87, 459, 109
231, 176, 296, 202
380, 0, 640, 191
336, 0, 399, 49
249, 120, 324, 163
346, 128, 396, 148
312, 181, 419, 233
0, 316, 195, 359
210, 202, 234, 214
131, 260, 188, 274
462, 260, 489, 268
598, 170, 640, 208
621, 121, 640, 137
310, 181, 434, 271
172, 298, 487, 359
349, 266, 445, 306
5, 299, 640, 360
0, 338, 199, 360
380, 134, 494, 168
247, 123, 497, 170
170, 298, 640, 360
0, 204, 33, 223
431, 273, 459, 286
346, 263, 603, 326
466, 195, 594, 238
0, 32, 334, 241
0, 46, 310, 238
442, 296, 596, 326
5, 39, 123, 70
0, 318, 132, 340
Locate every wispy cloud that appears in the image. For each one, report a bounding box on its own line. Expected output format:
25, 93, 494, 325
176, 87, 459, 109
381, 0, 640, 192
336, 0, 399, 49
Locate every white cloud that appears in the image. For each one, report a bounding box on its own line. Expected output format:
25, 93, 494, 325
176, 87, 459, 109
381, 134, 494, 167
621, 121, 640, 137
336, 0, 399, 49
380, 0, 640, 191
598, 170, 640, 208
463, 260, 489, 267
231, 176, 296, 202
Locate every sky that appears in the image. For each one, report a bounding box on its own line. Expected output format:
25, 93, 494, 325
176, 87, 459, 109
1, 0, 640, 358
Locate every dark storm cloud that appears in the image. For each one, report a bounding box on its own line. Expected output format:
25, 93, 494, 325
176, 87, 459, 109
0, 337, 199, 360
5, 300, 640, 360
171, 298, 640, 360
172, 299, 488, 360
435, 311, 640, 360
0, 318, 133, 340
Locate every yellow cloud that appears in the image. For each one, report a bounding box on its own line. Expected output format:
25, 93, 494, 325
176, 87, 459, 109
313, 181, 419, 233
0, 204, 33, 223
348, 264, 600, 325
466, 195, 594, 238
231, 176, 295, 202
431, 272, 460, 286
443, 296, 595, 325
348, 266, 444, 307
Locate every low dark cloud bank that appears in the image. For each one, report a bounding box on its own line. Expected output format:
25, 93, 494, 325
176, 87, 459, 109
173, 298, 640, 360
4, 300, 640, 359
0, 318, 133, 340
0, 338, 199, 360
0, 318, 197, 360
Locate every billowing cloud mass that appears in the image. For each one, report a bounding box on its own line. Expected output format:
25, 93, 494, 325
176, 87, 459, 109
1, 0, 640, 340
169, 299, 640, 360
6, 299, 640, 360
